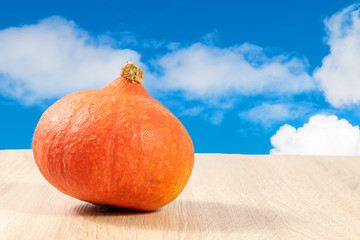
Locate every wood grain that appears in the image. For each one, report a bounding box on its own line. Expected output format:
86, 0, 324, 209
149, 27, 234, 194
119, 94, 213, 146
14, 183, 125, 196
1, 150, 360, 239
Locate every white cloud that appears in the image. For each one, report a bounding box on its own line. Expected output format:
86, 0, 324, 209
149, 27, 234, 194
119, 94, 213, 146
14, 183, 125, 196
200, 29, 221, 46
207, 110, 225, 125
178, 106, 205, 117
270, 114, 360, 155
240, 103, 307, 127
154, 43, 315, 105
0, 16, 316, 113
0, 16, 142, 104
314, 4, 360, 107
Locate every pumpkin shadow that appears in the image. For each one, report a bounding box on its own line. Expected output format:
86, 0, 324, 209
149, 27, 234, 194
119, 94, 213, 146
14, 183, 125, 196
72, 199, 286, 233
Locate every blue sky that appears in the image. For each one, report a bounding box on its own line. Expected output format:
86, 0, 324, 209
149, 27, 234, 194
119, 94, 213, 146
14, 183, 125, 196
2, 0, 360, 154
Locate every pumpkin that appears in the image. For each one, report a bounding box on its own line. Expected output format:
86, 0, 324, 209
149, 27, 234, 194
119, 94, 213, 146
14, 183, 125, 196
32, 62, 194, 211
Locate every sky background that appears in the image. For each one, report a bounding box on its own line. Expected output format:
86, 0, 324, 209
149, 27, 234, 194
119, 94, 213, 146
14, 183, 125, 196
2, 0, 360, 155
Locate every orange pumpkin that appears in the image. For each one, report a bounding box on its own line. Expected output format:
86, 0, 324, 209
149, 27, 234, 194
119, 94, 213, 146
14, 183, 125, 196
32, 62, 194, 211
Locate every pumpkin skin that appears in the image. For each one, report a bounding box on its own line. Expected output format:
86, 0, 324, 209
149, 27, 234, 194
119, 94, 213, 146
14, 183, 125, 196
32, 62, 194, 211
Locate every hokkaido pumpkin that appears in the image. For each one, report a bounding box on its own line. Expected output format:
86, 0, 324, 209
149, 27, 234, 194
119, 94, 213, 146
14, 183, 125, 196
32, 62, 194, 211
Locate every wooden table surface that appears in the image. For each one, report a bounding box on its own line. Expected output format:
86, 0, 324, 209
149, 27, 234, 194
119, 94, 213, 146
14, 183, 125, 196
1, 150, 360, 239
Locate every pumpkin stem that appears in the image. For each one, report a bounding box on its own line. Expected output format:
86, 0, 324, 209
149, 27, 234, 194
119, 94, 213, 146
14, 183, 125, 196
120, 61, 143, 83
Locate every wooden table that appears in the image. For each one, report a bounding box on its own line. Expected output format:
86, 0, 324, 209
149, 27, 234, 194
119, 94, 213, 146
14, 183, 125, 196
1, 150, 360, 239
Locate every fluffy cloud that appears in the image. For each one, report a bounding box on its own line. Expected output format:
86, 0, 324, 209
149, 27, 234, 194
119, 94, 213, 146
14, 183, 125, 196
240, 103, 308, 127
270, 114, 360, 155
314, 4, 360, 107
0, 16, 142, 104
0, 16, 316, 111
155, 43, 315, 104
